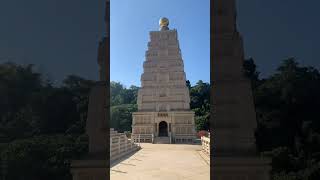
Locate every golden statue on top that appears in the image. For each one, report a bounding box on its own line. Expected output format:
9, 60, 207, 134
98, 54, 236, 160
159, 17, 169, 30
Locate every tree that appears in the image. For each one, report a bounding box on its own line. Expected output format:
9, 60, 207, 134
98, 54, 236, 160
111, 104, 137, 132
123, 85, 139, 104
62, 75, 96, 135
109, 80, 211, 132
110, 81, 125, 106
243, 58, 260, 88
189, 80, 210, 131
1, 135, 87, 180
186, 80, 191, 89
252, 58, 320, 179
0, 63, 43, 139
255, 58, 320, 151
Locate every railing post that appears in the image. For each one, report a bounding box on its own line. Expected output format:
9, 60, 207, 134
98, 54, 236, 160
200, 136, 210, 155
125, 137, 127, 153
118, 137, 121, 155
110, 137, 112, 157
139, 134, 141, 146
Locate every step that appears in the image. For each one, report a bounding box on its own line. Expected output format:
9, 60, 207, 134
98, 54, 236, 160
155, 137, 170, 144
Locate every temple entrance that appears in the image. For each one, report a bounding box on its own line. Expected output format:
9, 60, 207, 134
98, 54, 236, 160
158, 121, 168, 137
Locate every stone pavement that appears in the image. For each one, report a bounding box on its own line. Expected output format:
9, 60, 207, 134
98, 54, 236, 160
110, 143, 210, 180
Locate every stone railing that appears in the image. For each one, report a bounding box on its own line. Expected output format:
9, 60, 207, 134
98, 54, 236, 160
174, 134, 195, 144
110, 129, 140, 163
201, 136, 210, 156
131, 134, 153, 143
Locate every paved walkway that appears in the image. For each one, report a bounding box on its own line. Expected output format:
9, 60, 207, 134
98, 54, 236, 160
110, 143, 210, 180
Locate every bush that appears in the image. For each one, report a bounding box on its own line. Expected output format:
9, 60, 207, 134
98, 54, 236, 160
197, 130, 209, 138
0, 135, 88, 180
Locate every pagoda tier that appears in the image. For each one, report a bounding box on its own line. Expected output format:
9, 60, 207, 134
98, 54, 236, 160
137, 29, 191, 112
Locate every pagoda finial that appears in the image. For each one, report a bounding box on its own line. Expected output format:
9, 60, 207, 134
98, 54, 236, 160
159, 17, 169, 31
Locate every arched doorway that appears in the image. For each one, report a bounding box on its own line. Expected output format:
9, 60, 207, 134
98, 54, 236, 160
158, 121, 168, 137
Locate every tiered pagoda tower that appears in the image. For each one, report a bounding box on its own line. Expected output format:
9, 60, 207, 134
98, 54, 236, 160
131, 18, 196, 144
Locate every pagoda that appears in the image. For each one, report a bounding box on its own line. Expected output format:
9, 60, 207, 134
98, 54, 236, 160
131, 18, 196, 144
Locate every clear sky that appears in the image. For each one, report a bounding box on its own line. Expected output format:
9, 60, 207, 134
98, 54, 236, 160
0, 1, 319, 86
110, 0, 210, 87
237, 0, 320, 78
0, 0, 105, 85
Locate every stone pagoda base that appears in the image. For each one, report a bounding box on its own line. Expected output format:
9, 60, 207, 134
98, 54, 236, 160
131, 111, 196, 144
213, 156, 271, 180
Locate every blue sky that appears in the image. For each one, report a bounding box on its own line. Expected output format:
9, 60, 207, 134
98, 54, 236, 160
237, 0, 320, 78
0, 0, 105, 85
110, 0, 210, 87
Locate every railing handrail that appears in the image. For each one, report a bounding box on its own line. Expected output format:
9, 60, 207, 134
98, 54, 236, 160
132, 133, 152, 136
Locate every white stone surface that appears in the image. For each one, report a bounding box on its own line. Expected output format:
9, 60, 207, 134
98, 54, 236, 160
138, 29, 190, 112
132, 24, 196, 143
110, 143, 209, 180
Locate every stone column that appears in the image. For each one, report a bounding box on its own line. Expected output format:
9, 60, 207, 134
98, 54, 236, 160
211, 0, 271, 179
70, 1, 109, 180
156, 123, 159, 136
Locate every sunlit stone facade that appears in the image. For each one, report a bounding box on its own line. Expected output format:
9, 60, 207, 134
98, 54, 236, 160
131, 19, 196, 144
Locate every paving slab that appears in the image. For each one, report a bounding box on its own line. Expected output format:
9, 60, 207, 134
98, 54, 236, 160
110, 143, 210, 180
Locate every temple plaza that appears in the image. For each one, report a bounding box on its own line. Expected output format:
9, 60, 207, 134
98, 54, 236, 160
110, 143, 209, 180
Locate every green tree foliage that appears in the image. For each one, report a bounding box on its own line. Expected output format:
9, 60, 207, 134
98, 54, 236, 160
0, 63, 42, 139
109, 80, 211, 132
1, 135, 88, 180
243, 57, 260, 88
0, 63, 95, 139
110, 82, 139, 132
2, 59, 320, 179
0, 62, 94, 180
110, 81, 139, 106
244, 58, 320, 180
189, 80, 210, 131
62, 75, 95, 135
111, 104, 137, 132
254, 58, 320, 151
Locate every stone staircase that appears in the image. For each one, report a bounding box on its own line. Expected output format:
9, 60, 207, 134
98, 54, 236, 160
154, 137, 170, 144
